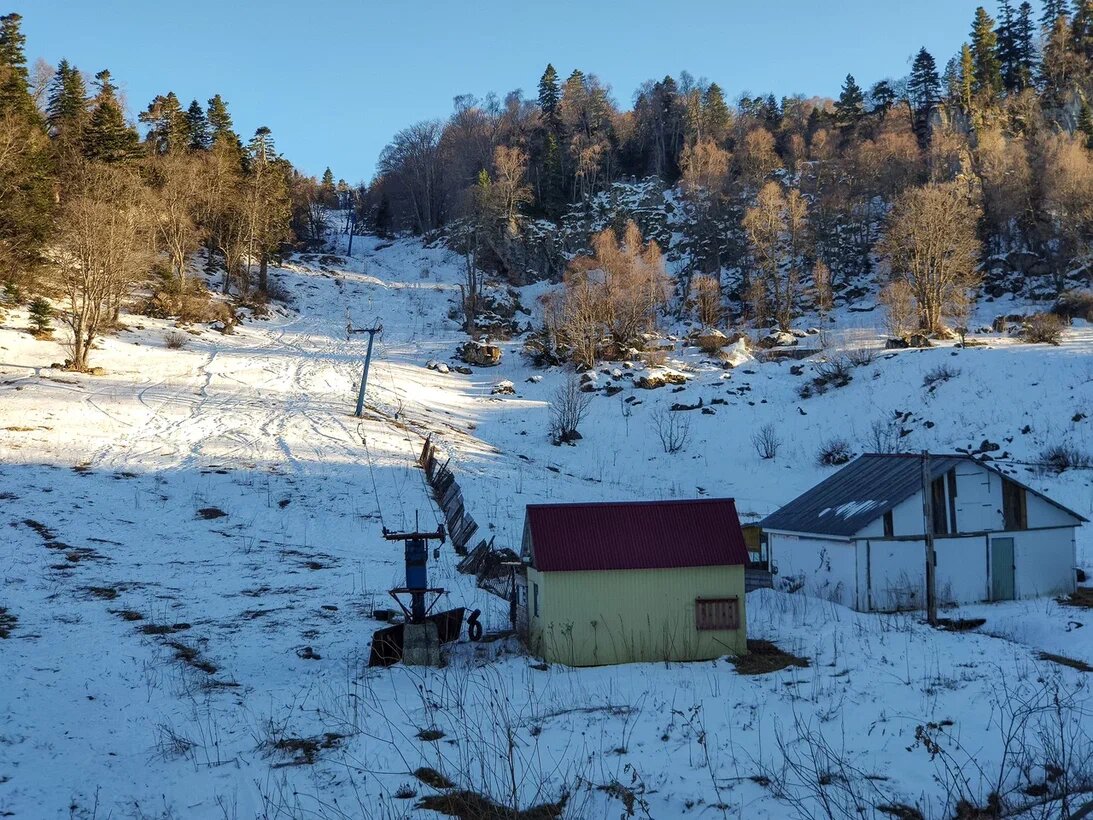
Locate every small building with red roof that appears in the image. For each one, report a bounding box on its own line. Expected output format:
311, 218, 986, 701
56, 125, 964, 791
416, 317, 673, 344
520, 498, 748, 666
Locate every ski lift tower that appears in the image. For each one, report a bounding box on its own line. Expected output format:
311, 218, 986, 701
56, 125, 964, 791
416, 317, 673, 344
382, 518, 447, 666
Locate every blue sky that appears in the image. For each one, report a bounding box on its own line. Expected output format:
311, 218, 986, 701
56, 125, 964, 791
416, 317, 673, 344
15, 1, 999, 182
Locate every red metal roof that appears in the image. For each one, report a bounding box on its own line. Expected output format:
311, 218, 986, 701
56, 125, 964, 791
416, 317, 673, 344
526, 498, 748, 573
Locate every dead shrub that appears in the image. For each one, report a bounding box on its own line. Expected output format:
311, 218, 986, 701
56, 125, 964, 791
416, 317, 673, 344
1053, 290, 1093, 323
752, 423, 782, 459
164, 331, 188, 350
1023, 313, 1064, 345
652, 408, 691, 454
818, 438, 853, 466
1040, 443, 1091, 474
923, 363, 960, 389
549, 374, 593, 445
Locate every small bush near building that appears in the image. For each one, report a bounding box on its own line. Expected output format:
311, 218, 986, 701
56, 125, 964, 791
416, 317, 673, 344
818, 438, 853, 466
1023, 313, 1064, 345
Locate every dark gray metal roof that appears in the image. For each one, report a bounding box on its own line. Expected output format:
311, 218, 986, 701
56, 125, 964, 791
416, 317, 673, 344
759, 453, 1087, 538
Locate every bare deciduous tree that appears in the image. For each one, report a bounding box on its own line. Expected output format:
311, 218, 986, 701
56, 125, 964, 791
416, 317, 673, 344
691, 273, 722, 328
653, 408, 691, 454
879, 279, 917, 339
149, 151, 204, 287
744, 182, 809, 331
549, 373, 593, 444
557, 221, 669, 367
881, 182, 982, 335
54, 162, 153, 371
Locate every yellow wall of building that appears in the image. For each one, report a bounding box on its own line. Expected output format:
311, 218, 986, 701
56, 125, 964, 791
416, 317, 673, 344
525, 564, 746, 666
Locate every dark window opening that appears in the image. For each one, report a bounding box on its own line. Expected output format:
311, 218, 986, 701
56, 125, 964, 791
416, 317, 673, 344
883, 510, 894, 537
1002, 479, 1027, 530
695, 597, 740, 631
533, 583, 540, 617
947, 468, 958, 533
931, 476, 949, 535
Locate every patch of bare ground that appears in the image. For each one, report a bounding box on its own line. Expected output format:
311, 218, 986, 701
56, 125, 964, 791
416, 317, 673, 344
0, 606, 16, 638
1059, 588, 1093, 610
166, 640, 217, 674
411, 768, 568, 819
1037, 651, 1093, 673
730, 639, 810, 675
936, 617, 987, 632
271, 732, 345, 766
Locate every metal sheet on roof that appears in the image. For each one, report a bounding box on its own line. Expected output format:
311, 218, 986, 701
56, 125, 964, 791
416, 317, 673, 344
759, 454, 969, 537
526, 498, 748, 573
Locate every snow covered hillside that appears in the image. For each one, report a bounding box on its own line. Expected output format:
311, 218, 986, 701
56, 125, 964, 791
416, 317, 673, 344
1, 232, 1092, 818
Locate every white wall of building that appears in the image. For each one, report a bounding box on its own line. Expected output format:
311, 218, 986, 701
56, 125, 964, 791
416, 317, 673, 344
935, 535, 989, 605
769, 532, 856, 608
1013, 527, 1077, 598
952, 464, 1003, 531
861, 539, 925, 611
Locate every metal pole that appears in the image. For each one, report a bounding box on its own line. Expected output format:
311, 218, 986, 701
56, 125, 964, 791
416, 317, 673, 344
921, 450, 938, 625
347, 211, 355, 258
354, 326, 380, 418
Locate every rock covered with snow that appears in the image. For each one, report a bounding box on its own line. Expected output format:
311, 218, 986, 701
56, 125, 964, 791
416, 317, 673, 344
635, 367, 689, 389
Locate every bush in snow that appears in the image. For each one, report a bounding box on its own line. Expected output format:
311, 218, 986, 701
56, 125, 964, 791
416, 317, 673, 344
1053, 290, 1093, 323
549, 373, 592, 444
164, 331, 188, 350
652, 408, 690, 454
922, 363, 960, 390
817, 438, 853, 466
803, 356, 853, 397
1023, 313, 1064, 345
867, 415, 906, 454
752, 423, 782, 460
1040, 443, 1091, 474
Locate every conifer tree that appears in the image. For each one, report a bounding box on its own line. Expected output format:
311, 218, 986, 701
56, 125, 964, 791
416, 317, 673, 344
537, 64, 560, 125
206, 94, 241, 151
701, 83, 730, 143
1073, 0, 1093, 60
908, 48, 942, 140
82, 70, 139, 163
996, 0, 1020, 91
970, 7, 1003, 101
868, 80, 896, 115
27, 295, 52, 336
1079, 100, 1093, 149
1041, 0, 1070, 30
959, 44, 976, 113
184, 99, 209, 151
241, 126, 290, 292
139, 92, 188, 154
1013, 2, 1036, 90
834, 74, 865, 129
45, 59, 88, 142
0, 13, 52, 281
0, 13, 35, 118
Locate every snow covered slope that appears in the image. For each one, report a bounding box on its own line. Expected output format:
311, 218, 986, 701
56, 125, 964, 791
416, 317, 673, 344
0, 233, 1091, 818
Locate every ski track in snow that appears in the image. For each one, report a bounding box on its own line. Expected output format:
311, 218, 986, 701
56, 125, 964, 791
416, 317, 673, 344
0, 231, 1091, 818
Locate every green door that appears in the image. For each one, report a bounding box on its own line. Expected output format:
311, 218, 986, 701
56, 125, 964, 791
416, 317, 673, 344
991, 538, 1015, 601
